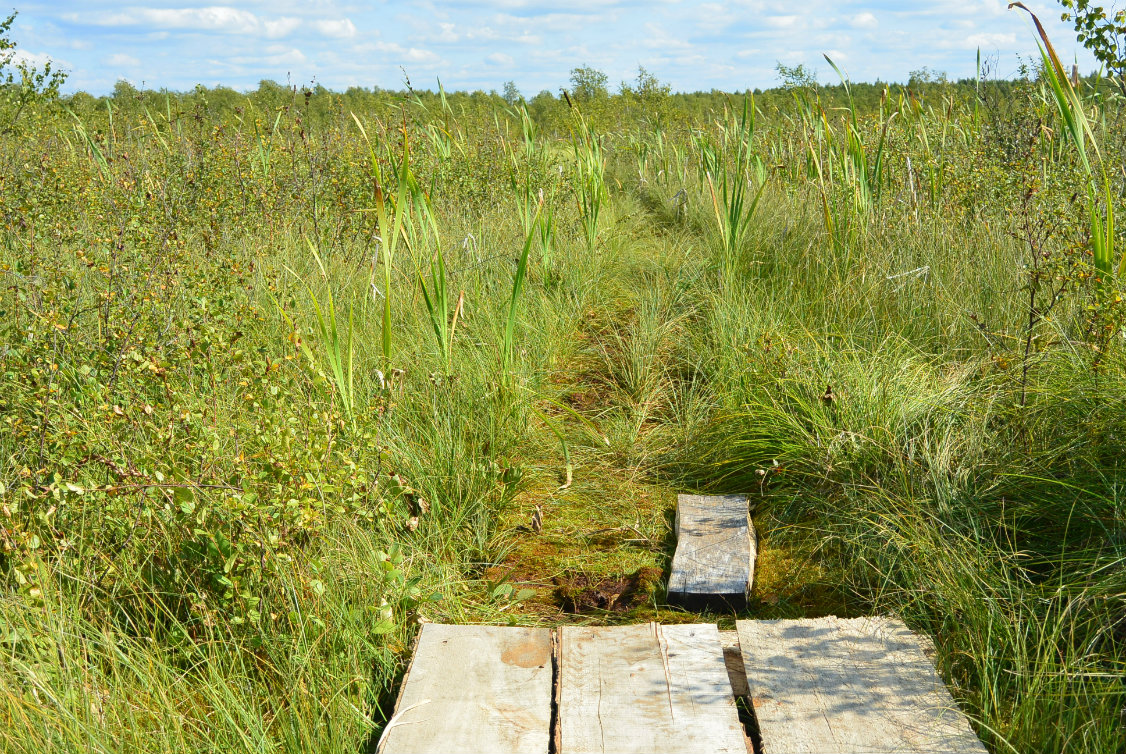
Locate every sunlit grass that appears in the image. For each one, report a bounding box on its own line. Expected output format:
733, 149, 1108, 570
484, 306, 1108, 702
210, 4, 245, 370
0, 59, 1123, 754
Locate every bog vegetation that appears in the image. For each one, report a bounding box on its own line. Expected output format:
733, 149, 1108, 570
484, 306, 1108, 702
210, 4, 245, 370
0, 10, 1124, 754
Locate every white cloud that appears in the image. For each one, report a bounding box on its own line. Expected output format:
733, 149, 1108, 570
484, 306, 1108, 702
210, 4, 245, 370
10, 50, 58, 68
106, 53, 141, 66
493, 11, 604, 34
70, 6, 353, 40
363, 41, 440, 65
964, 32, 1016, 49
262, 17, 302, 37
641, 21, 693, 51
435, 23, 459, 42
763, 15, 801, 29
108, 7, 265, 34
229, 46, 306, 65
312, 19, 356, 38
851, 12, 878, 30
486, 52, 514, 66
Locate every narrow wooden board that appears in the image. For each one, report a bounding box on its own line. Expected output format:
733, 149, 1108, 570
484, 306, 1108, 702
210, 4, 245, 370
557, 623, 748, 754
378, 623, 553, 754
718, 629, 749, 697
736, 617, 988, 754
668, 494, 756, 609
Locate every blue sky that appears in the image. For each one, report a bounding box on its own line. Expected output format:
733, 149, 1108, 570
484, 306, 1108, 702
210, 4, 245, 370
6, 1, 1097, 95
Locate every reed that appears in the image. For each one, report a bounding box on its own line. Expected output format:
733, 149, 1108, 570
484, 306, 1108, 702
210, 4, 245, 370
277, 240, 357, 430
352, 112, 412, 366
502, 195, 543, 382
698, 97, 767, 279
1010, 3, 1121, 281
570, 111, 607, 252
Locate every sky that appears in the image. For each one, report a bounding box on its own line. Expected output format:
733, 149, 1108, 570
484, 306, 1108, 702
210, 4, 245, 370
4, 1, 1099, 96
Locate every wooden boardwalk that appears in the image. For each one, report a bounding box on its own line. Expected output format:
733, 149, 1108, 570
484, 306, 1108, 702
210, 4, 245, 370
557, 623, 747, 754
377, 624, 553, 754
381, 619, 986, 754
668, 494, 756, 609
382, 489, 983, 753
737, 617, 988, 754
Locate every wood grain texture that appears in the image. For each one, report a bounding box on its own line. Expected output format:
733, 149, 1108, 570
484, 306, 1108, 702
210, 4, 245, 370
668, 494, 755, 608
737, 617, 988, 754
378, 623, 553, 754
558, 622, 748, 754
718, 629, 749, 697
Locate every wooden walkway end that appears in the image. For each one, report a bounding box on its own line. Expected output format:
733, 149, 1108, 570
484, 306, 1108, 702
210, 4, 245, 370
668, 493, 756, 609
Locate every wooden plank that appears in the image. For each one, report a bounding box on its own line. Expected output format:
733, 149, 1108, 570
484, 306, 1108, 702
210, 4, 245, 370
718, 630, 749, 697
557, 622, 748, 754
378, 623, 553, 754
669, 494, 756, 609
736, 617, 988, 754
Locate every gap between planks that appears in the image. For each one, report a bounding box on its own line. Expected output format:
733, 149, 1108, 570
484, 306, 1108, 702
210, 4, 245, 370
380, 619, 987, 754
381, 622, 751, 754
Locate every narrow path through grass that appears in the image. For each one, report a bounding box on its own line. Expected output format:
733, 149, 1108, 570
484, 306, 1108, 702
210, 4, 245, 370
470, 199, 854, 629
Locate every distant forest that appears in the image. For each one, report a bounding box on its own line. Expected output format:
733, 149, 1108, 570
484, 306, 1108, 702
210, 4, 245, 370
55, 62, 1114, 132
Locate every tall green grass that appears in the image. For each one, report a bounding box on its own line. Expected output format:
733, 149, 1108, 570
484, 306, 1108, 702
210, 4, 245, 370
1011, 3, 1121, 281
569, 111, 607, 252
2, 51, 1125, 754
352, 113, 411, 366
668, 184, 1126, 754
697, 97, 767, 278
277, 241, 357, 429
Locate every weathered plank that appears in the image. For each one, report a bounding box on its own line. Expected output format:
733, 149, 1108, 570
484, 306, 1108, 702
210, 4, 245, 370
557, 622, 748, 754
718, 629, 749, 697
378, 623, 553, 754
736, 616, 988, 754
668, 494, 756, 609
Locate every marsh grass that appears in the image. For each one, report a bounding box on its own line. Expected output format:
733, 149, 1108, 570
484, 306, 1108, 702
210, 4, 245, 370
698, 97, 767, 280
669, 184, 1126, 754
0, 522, 466, 754
0, 57, 1124, 754
569, 111, 608, 252
278, 241, 357, 429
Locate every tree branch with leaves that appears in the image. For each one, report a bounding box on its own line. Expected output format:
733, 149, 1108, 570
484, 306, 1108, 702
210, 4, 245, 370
1058, 0, 1126, 94
0, 10, 68, 132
